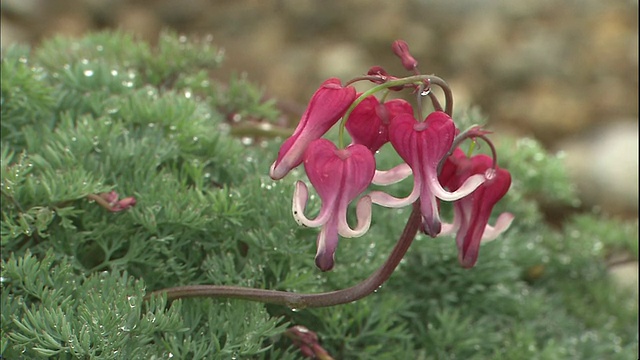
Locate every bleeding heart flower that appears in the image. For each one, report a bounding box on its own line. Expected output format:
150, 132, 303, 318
270, 78, 356, 180
369, 111, 485, 237
439, 149, 514, 268
292, 139, 375, 271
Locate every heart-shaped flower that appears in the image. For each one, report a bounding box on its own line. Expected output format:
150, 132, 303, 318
369, 111, 485, 237
439, 149, 514, 268
293, 139, 376, 271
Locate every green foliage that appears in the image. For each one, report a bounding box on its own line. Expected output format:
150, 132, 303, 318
1, 31, 637, 359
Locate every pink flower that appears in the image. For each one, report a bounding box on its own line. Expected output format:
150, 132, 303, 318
439, 149, 514, 268
111, 196, 137, 212
293, 139, 375, 271
369, 111, 485, 237
346, 95, 413, 152
98, 191, 137, 212
269, 78, 356, 180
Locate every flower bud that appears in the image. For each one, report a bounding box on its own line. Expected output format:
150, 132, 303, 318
366, 66, 403, 91
392, 40, 418, 71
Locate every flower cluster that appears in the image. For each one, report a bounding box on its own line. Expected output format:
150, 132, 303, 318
270, 40, 513, 271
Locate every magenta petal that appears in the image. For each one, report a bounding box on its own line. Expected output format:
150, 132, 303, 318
458, 167, 511, 268
383, 98, 414, 120
389, 111, 456, 236
389, 112, 455, 170
346, 96, 386, 152
346, 96, 413, 152
303, 139, 376, 271
270, 78, 356, 180
304, 139, 375, 204
112, 197, 136, 212
441, 150, 512, 268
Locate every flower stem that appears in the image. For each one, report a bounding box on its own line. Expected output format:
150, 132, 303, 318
337, 74, 452, 148
144, 201, 422, 308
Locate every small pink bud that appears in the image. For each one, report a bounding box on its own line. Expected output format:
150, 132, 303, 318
392, 40, 418, 71
366, 66, 403, 91
100, 191, 119, 205
109, 196, 137, 212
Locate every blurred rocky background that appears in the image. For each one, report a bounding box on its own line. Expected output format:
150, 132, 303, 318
2, 0, 638, 220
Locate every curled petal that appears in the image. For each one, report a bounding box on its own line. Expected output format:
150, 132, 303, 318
428, 173, 485, 202
292, 181, 332, 228
481, 212, 514, 242
368, 187, 420, 208
372, 163, 412, 185
439, 221, 457, 237
338, 195, 372, 238
439, 211, 513, 242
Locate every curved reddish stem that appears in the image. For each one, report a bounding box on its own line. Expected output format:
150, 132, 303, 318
144, 201, 422, 308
